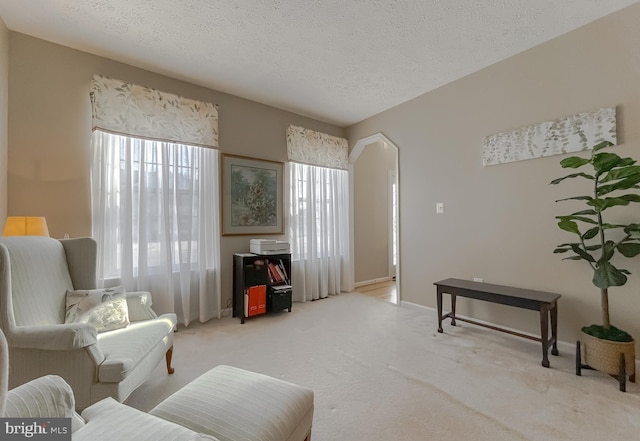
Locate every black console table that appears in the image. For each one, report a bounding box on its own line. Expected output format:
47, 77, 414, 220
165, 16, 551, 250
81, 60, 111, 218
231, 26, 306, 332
434, 278, 560, 367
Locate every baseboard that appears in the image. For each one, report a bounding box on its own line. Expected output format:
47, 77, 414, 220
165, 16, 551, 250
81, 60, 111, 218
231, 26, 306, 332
354, 277, 393, 288
400, 300, 640, 368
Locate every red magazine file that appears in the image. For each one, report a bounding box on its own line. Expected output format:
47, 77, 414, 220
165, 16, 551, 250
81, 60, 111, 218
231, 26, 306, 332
244, 285, 267, 317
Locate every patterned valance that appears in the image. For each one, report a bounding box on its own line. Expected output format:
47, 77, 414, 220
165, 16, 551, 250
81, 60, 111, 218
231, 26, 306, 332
90, 74, 219, 149
287, 125, 348, 170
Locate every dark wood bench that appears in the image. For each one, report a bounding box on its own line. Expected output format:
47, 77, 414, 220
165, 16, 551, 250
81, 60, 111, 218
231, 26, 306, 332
434, 278, 560, 367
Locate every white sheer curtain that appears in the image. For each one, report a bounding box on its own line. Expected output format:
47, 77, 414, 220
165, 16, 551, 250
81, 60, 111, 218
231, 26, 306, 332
90, 130, 221, 325
288, 162, 350, 301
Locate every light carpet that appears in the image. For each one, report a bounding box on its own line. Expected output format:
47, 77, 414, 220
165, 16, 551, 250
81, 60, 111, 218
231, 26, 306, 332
126, 293, 640, 441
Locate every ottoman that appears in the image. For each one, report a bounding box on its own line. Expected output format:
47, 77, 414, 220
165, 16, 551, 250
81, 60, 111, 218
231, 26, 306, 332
149, 365, 314, 441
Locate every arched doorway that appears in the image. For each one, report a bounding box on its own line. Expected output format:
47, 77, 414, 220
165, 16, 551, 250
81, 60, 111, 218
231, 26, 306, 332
349, 133, 400, 304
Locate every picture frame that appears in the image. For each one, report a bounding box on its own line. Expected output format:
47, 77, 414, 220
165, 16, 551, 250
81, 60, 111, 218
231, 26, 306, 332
221, 154, 284, 236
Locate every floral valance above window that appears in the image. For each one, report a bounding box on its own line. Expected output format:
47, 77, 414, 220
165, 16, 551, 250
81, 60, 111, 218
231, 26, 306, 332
286, 125, 348, 170
90, 74, 219, 149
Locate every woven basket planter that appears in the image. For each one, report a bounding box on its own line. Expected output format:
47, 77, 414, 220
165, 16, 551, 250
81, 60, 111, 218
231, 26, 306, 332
581, 331, 635, 377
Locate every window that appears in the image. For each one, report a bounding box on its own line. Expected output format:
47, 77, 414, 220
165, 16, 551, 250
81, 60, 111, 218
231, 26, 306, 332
288, 162, 350, 300
91, 130, 220, 324
290, 163, 346, 258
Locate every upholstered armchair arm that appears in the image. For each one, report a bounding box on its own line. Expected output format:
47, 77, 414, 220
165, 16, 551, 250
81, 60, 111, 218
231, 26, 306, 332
4, 375, 86, 432
8, 323, 97, 351
126, 291, 159, 322
5, 374, 75, 418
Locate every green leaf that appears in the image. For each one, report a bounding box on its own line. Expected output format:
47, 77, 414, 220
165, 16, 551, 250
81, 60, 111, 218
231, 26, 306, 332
586, 199, 607, 211
570, 244, 596, 262
618, 158, 636, 167
617, 243, 640, 257
555, 196, 592, 203
556, 215, 597, 224
587, 197, 636, 211
593, 261, 628, 288
556, 242, 580, 248
560, 156, 590, 169
592, 152, 626, 174
624, 224, 640, 238
601, 241, 616, 261
591, 140, 614, 153
602, 224, 626, 230
582, 227, 599, 240
624, 194, 640, 202
572, 209, 598, 216
563, 256, 583, 261
597, 175, 640, 195
550, 173, 594, 185
600, 165, 640, 183
554, 243, 577, 253
572, 216, 598, 224
557, 219, 581, 235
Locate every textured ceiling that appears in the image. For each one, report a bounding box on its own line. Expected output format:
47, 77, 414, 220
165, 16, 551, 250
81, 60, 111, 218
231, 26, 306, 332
0, 0, 638, 127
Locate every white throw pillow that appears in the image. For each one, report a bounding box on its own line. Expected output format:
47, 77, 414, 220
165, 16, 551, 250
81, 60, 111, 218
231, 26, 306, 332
65, 286, 130, 332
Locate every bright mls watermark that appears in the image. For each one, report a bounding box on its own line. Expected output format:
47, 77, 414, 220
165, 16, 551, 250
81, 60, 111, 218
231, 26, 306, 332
0, 418, 71, 440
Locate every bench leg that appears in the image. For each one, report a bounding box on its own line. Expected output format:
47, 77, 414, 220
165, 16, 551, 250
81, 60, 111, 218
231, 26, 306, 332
166, 346, 175, 374
437, 290, 444, 333
450, 294, 457, 326
550, 301, 559, 356
540, 307, 550, 368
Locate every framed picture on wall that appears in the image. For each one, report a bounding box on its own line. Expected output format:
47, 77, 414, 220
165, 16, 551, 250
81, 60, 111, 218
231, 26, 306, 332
221, 154, 284, 236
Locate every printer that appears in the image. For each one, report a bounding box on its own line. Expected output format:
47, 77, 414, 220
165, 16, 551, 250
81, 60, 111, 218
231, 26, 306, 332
250, 239, 291, 255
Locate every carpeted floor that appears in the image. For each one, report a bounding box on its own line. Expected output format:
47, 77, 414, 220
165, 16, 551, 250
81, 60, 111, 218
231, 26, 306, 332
126, 292, 640, 441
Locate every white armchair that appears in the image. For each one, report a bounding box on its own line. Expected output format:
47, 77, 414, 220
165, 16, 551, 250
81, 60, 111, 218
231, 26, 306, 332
0, 329, 217, 441
0, 236, 177, 410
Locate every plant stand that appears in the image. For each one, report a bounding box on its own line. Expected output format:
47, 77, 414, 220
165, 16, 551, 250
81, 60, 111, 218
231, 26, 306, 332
576, 340, 636, 392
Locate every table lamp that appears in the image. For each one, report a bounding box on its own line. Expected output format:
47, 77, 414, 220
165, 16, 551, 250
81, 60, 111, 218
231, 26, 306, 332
2, 216, 50, 237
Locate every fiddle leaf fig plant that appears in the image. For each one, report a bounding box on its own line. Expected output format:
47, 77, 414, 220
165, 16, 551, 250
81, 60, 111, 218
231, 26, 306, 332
551, 140, 640, 341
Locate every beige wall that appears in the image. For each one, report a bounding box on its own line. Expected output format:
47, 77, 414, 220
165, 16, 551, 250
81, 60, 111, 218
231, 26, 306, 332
0, 19, 7, 225
7, 32, 344, 309
353, 141, 396, 283
346, 4, 640, 349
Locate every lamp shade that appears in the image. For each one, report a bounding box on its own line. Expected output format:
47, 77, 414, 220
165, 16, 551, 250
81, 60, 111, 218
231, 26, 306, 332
2, 217, 50, 237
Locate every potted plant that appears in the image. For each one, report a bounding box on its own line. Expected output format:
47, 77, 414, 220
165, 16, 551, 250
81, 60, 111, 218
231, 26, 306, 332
551, 140, 640, 390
